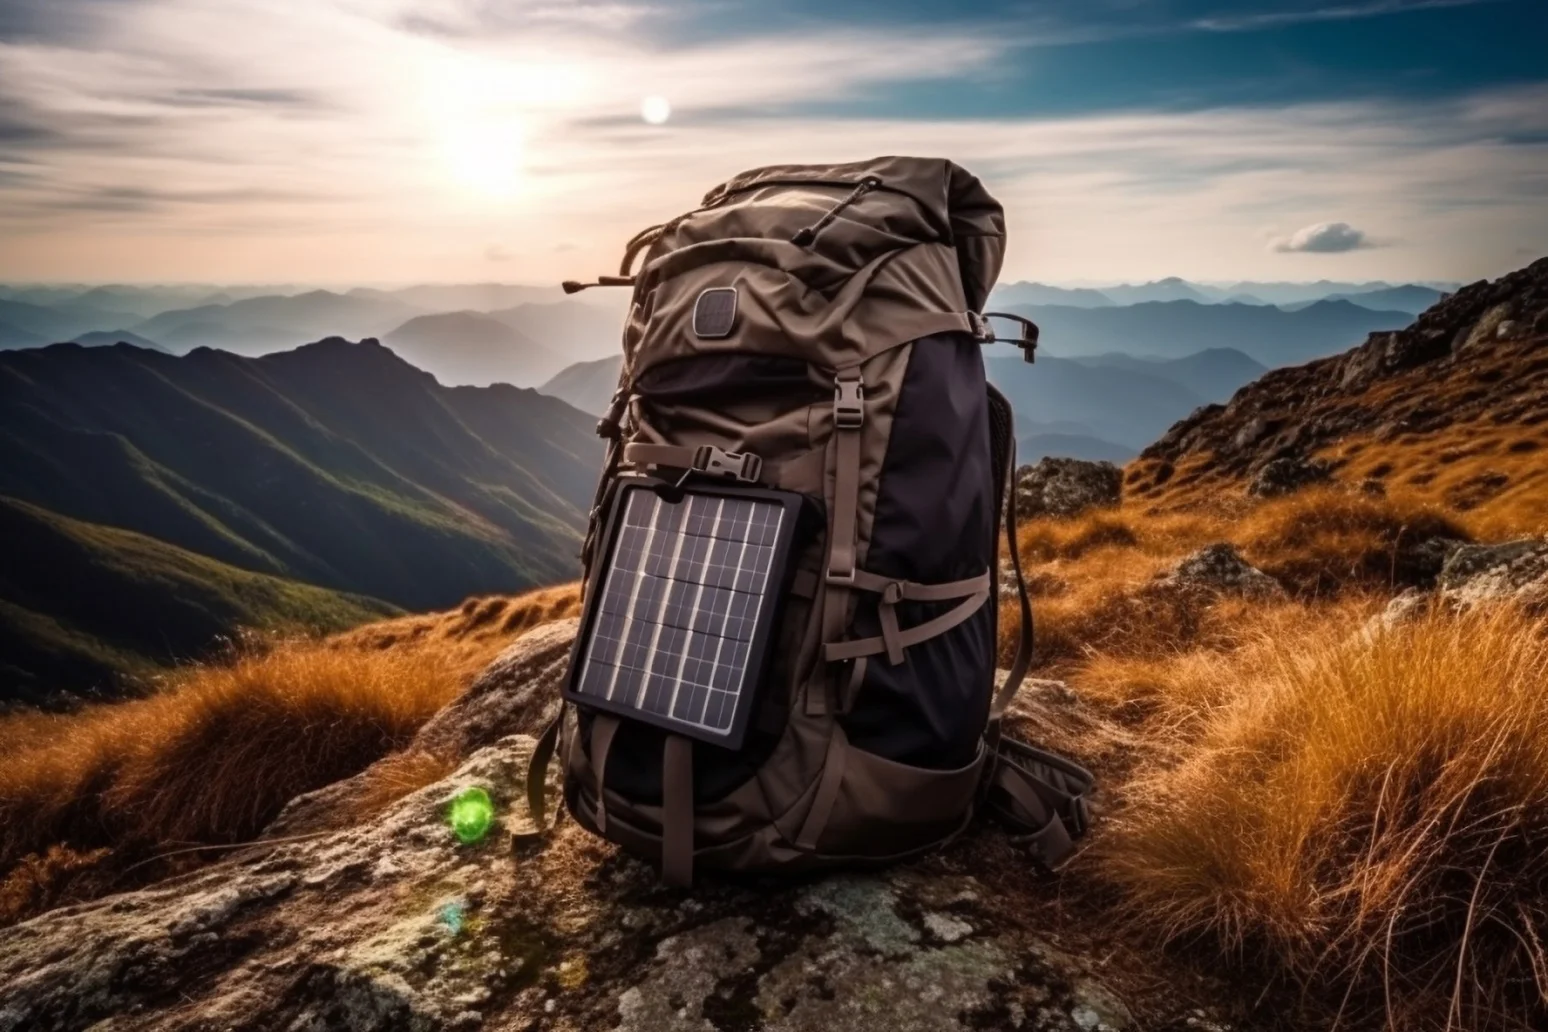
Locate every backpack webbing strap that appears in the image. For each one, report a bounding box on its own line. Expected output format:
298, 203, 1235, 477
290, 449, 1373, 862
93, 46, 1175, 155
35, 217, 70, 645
984, 736, 1094, 868
661, 735, 694, 886
990, 436, 1033, 721
822, 576, 990, 664
794, 723, 849, 850
591, 714, 620, 834
808, 370, 866, 717
620, 443, 827, 491
826, 371, 865, 582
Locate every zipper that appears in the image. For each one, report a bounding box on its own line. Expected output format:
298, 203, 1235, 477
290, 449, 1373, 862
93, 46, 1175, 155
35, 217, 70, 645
790, 177, 881, 247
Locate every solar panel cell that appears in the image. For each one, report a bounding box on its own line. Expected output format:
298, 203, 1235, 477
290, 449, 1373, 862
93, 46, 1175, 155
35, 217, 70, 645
565, 479, 801, 748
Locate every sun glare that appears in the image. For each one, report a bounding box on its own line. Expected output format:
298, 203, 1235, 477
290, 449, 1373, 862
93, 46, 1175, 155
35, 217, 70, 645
442, 119, 524, 199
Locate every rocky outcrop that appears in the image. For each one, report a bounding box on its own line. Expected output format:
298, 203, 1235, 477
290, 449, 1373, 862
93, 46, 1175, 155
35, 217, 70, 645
1372, 538, 1548, 629
1130, 257, 1548, 496
1157, 544, 1285, 600
0, 621, 1224, 1032
1245, 457, 1331, 499
1017, 458, 1123, 519
1438, 539, 1548, 611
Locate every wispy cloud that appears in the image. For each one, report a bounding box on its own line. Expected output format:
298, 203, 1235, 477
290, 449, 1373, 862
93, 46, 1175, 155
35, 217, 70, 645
1189, 0, 1496, 32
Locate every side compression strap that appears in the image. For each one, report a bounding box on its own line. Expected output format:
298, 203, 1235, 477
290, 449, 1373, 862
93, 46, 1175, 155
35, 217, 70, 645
821, 571, 991, 665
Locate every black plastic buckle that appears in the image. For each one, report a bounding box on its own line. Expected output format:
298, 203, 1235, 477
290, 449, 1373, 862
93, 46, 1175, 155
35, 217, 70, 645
691, 445, 763, 483
595, 388, 628, 439
833, 377, 864, 430
1069, 795, 1090, 837
967, 311, 994, 342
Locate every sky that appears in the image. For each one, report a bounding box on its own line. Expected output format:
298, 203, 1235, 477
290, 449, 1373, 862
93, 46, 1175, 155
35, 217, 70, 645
0, 0, 1544, 286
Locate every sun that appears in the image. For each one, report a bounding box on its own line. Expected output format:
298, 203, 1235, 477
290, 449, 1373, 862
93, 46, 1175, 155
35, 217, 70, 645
442, 119, 524, 199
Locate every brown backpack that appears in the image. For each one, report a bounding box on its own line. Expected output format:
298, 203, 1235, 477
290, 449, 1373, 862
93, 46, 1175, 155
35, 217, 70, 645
526, 156, 1092, 884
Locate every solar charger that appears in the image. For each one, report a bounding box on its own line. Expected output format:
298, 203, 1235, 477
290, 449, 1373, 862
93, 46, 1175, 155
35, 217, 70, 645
564, 477, 803, 750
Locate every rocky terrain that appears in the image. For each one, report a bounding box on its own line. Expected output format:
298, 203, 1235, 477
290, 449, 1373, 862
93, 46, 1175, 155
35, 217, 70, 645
0, 622, 1199, 1032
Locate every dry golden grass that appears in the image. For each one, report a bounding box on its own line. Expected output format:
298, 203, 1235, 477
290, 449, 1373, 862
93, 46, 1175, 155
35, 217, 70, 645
336, 584, 581, 682
1000, 487, 1469, 671
1319, 417, 1548, 541
1236, 487, 1470, 595
0, 643, 463, 873
1101, 603, 1548, 1030
0, 584, 582, 926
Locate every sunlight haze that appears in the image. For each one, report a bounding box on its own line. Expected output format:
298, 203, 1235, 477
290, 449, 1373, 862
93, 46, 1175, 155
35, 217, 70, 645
0, 0, 1542, 284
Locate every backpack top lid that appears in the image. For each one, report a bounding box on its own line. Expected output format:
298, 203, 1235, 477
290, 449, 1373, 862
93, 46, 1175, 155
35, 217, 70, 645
621, 156, 1007, 376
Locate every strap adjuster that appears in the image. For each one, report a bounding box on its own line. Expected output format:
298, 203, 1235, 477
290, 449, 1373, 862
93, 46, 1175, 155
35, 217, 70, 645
1070, 795, 1090, 837
595, 388, 628, 439
967, 311, 994, 342
834, 376, 864, 430
691, 444, 762, 483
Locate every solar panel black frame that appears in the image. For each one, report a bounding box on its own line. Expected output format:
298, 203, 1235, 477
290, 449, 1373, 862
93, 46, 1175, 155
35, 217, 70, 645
563, 476, 802, 750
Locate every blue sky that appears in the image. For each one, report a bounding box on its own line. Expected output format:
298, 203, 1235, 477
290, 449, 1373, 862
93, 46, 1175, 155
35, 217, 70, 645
0, 0, 1542, 284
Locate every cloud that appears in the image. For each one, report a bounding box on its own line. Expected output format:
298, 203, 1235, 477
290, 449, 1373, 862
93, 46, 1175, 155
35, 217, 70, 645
0, 0, 1541, 283
484, 244, 512, 262
1271, 221, 1377, 253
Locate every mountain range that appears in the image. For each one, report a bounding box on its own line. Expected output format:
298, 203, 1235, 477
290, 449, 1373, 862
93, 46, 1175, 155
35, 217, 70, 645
1000, 298, 1410, 366
538, 344, 1270, 463
988, 277, 1453, 313
0, 338, 603, 704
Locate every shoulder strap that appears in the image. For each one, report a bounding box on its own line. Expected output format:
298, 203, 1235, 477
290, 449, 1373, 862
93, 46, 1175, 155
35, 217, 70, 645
984, 735, 1093, 867
991, 435, 1033, 721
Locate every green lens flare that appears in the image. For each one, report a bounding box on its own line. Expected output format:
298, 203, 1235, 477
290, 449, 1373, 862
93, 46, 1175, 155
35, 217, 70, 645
438, 901, 466, 936
446, 786, 496, 845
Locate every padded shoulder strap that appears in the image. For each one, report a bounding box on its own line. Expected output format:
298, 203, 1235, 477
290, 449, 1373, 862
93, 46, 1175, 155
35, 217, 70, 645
984, 735, 1094, 867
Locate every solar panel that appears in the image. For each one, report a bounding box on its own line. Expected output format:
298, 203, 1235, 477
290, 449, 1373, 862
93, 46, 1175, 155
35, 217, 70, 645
564, 478, 801, 749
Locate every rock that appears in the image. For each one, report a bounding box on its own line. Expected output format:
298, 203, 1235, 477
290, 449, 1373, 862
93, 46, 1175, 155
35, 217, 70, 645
1017, 458, 1122, 519
1159, 544, 1286, 600
1438, 539, 1548, 611
1456, 302, 1515, 353
1366, 588, 1430, 635
1405, 537, 1467, 588
1245, 456, 1332, 499
0, 621, 1216, 1032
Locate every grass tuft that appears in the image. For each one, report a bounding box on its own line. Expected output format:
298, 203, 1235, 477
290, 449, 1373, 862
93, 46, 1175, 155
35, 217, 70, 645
1104, 603, 1548, 1029
0, 643, 465, 878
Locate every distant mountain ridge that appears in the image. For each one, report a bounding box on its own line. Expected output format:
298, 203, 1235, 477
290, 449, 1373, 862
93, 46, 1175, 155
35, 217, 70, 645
0, 338, 604, 702
1002, 298, 1410, 366
135, 290, 423, 356
382, 311, 563, 387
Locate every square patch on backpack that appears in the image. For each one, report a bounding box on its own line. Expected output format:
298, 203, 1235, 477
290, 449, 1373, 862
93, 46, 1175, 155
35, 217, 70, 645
692, 287, 738, 339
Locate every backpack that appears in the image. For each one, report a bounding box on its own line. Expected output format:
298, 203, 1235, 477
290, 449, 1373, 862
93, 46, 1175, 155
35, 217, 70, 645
525, 156, 1093, 884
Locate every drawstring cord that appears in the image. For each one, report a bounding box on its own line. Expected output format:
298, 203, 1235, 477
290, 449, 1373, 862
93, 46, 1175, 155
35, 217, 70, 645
791, 177, 881, 247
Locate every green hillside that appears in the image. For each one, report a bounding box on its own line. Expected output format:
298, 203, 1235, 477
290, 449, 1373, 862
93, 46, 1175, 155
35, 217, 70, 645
0, 496, 397, 707
0, 338, 603, 703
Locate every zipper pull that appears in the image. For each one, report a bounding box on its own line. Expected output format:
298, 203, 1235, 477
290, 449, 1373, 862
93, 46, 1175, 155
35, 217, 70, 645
791, 177, 881, 247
